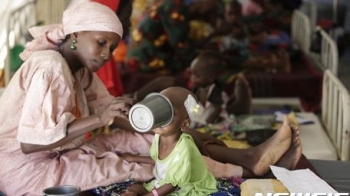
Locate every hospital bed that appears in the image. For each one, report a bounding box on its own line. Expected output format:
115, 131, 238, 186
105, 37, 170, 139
251, 10, 339, 113
292, 10, 312, 55
309, 26, 339, 76
298, 69, 350, 161
321, 69, 350, 161
309, 68, 350, 193
246, 10, 322, 112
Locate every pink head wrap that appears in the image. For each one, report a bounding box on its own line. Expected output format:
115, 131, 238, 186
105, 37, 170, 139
20, 2, 123, 60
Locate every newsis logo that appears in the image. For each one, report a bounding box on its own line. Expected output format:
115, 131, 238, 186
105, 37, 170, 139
255, 193, 350, 196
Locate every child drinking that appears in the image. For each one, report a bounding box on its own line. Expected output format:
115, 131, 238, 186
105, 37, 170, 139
121, 87, 218, 196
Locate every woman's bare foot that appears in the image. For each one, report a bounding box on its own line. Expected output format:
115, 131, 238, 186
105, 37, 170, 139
275, 124, 302, 170
248, 116, 293, 176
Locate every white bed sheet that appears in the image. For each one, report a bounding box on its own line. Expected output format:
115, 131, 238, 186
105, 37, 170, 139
298, 112, 338, 160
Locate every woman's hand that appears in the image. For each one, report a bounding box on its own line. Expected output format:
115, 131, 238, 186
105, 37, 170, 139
99, 97, 135, 126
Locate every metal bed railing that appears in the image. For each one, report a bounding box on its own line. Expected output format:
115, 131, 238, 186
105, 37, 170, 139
322, 69, 350, 161
291, 10, 311, 55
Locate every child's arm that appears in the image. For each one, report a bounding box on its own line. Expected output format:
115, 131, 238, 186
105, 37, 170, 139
119, 152, 155, 164
148, 184, 177, 196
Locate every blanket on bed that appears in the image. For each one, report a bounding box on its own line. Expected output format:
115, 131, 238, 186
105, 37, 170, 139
91, 178, 290, 196
92, 177, 244, 196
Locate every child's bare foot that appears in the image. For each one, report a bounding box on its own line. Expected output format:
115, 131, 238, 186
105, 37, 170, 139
248, 116, 292, 176
275, 124, 302, 170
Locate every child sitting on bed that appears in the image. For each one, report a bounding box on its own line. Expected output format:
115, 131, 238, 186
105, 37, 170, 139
189, 51, 252, 125
121, 87, 218, 196
131, 50, 252, 124
199, 0, 249, 58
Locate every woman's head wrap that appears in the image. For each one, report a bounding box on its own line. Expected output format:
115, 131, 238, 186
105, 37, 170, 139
20, 2, 123, 60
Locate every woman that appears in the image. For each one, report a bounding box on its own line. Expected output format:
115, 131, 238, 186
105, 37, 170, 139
0, 2, 155, 195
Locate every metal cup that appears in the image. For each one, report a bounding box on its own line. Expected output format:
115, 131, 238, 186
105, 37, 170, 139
129, 93, 174, 133
43, 185, 80, 196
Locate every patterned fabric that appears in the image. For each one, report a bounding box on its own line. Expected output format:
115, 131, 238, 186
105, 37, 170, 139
194, 115, 275, 143
250, 30, 292, 53
211, 177, 244, 196
127, 0, 197, 74
92, 177, 244, 196
93, 179, 137, 196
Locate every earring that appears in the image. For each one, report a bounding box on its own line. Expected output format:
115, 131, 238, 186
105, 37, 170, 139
70, 39, 77, 50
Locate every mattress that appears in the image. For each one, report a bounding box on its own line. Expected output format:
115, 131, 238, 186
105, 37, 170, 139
297, 112, 337, 160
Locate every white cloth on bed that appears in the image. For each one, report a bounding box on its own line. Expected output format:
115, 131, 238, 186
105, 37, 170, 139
297, 113, 338, 160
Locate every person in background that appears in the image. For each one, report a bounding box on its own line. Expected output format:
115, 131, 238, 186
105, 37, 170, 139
130, 50, 252, 124
126, 0, 223, 75
265, 0, 302, 34
197, 0, 251, 72
189, 51, 252, 124
241, 21, 292, 73
242, 0, 266, 17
